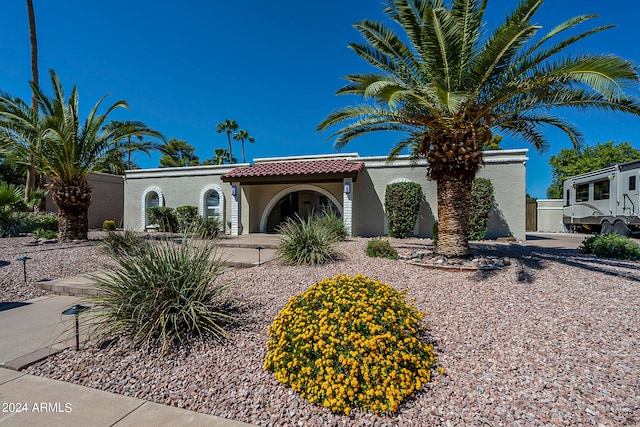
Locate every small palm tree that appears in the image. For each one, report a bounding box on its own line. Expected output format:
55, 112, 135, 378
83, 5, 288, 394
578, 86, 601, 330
0, 70, 164, 240
319, 0, 640, 257
233, 129, 255, 163
212, 148, 229, 165
215, 119, 238, 163
103, 121, 166, 171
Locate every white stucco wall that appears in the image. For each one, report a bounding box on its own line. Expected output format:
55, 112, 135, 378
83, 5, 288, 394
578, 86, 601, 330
536, 199, 564, 232
123, 150, 528, 240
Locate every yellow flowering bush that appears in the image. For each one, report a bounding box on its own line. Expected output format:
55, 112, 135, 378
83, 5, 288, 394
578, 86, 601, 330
264, 273, 439, 414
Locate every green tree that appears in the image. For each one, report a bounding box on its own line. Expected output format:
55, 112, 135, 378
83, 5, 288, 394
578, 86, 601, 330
0, 70, 164, 240
547, 141, 640, 198
158, 138, 200, 167
216, 119, 238, 163
98, 121, 166, 174
233, 129, 255, 163
318, 0, 640, 257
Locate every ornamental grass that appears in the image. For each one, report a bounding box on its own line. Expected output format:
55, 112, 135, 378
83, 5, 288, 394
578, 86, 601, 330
90, 233, 234, 353
264, 274, 440, 414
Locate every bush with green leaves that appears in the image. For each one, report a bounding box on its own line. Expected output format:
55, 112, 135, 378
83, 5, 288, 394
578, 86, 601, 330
146, 206, 178, 232
198, 217, 222, 239
385, 182, 422, 238
32, 228, 57, 239
578, 233, 640, 260
276, 214, 341, 265
365, 238, 398, 259
432, 221, 439, 245
175, 205, 200, 231
101, 229, 149, 258
312, 209, 347, 241
90, 234, 234, 352
469, 178, 494, 240
32, 212, 58, 231
102, 219, 116, 231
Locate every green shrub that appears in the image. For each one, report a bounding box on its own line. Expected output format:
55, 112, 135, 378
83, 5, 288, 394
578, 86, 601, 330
90, 234, 234, 352
264, 273, 440, 414
365, 237, 398, 259
385, 182, 422, 238
276, 214, 341, 265
32, 228, 57, 239
101, 229, 149, 258
32, 212, 58, 231
578, 233, 640, 260
102, 219, 116, 231
313, 209, 347, 241
175, 205, 200, 231
198, 217, 222, 239
146, 206, 178, 232
432, 221, 438, 245
469, 178, 494, 240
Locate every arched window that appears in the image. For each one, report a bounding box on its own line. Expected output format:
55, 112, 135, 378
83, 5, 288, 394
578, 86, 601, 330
141, 186, 165, 230
147, 192, 160, 209
199, 185, 225, 231
206, 191, 221, 220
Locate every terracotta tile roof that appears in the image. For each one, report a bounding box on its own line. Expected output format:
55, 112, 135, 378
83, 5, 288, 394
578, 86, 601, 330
222, 159, 364, 183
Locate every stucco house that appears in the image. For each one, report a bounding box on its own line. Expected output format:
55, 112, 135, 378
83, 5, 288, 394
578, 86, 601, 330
123, 149, 528, 240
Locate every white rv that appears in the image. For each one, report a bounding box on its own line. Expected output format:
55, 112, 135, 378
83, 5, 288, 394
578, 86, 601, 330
562, 160, 640, 236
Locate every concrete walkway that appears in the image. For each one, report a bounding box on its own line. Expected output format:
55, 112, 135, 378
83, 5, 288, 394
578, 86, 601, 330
0, 368, 252, 426
0, 234, 281, 426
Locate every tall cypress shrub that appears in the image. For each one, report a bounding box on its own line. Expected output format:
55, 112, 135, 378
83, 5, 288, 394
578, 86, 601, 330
469, 178, 494, 240
385, 182, 422, 238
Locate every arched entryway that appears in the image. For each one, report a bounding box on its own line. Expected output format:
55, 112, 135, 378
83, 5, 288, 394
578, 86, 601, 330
260, 185, 342, 233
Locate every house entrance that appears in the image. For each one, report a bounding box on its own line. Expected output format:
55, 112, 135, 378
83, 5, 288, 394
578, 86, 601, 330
265, 190, 341, 232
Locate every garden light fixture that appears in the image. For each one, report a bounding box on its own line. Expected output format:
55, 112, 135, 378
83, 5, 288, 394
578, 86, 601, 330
16, 256, 31, 283
62, 304, 90, 351
256, 246, 264, 266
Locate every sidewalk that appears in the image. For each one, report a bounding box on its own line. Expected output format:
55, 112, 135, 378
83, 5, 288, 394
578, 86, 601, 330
0, 235, 280, 426
0, 368, 253, 426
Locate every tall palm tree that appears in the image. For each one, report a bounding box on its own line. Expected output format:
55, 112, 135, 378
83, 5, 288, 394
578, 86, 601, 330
216, 119, 238, 163
24, 0, 39, 202
0, 70, 164, 240
319, 0, 640, 257
233, 129, 255, 163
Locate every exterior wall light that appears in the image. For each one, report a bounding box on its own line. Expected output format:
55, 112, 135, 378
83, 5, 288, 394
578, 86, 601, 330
231, 185, 237, 196
344, 182, 351, 194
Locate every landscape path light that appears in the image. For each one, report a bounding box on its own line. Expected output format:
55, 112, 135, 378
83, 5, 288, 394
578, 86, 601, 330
62, 304, 90, 351
16, 256, 31, 283
256, 246, 264, 266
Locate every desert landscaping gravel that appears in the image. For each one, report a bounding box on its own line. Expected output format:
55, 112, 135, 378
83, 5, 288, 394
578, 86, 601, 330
2, 234, 639, 425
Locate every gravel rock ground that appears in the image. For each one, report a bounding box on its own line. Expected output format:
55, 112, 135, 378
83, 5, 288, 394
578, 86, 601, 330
8, 237, 640, 425
0, 232, 115, 302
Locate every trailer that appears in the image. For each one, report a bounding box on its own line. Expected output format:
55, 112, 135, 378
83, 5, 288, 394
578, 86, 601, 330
562, 159, 640, 236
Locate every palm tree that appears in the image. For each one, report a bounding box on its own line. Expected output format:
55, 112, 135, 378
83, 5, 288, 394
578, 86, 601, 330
233, 129, 255, 163
24, 0, 39, 202
0, 70, 164, 240
319, 0, 640, 257
212, 148, 230, 165
102, 121, 166, 172
216, 119, 238, 163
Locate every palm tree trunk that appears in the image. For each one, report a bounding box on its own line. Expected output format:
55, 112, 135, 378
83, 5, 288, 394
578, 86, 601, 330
435, 175, 473, 257
50, 181, 92, 240
241, 140, 246, 163
24, 0, 39, 203
226, 132, 233, 162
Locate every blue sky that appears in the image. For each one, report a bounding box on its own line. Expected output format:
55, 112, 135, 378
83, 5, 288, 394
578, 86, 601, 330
1, 0, 639, 199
